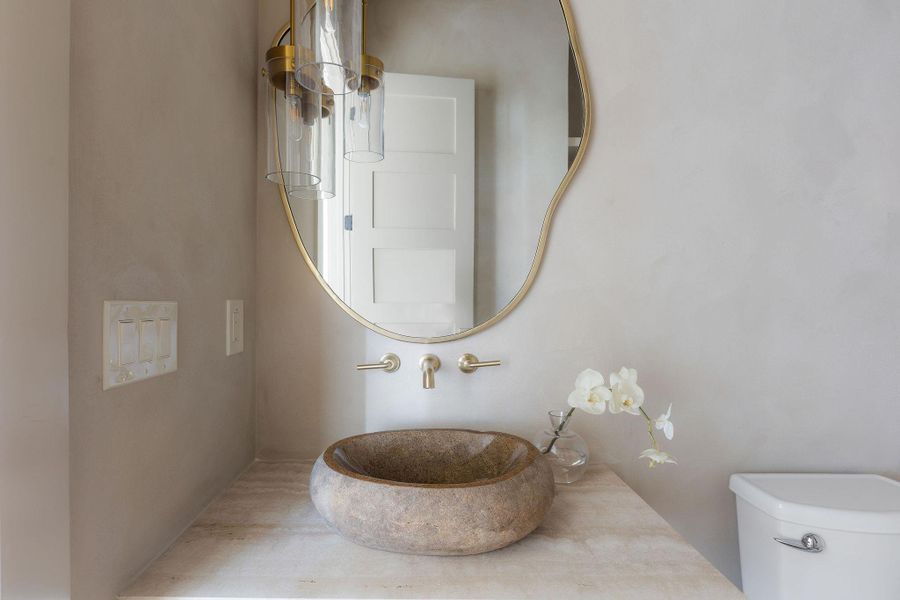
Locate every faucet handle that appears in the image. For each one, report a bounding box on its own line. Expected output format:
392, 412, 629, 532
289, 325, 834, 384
458, 353, 501, 374
356, 353, 401, 373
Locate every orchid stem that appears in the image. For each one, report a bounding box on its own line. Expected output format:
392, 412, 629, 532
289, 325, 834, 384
639, 407, 659, 451
542, 407, 576, 455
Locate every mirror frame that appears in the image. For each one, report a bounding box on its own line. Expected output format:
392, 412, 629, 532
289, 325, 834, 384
269, 0, 592, 344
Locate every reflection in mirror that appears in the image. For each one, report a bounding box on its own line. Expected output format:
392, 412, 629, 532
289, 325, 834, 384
282, 0, 586, 340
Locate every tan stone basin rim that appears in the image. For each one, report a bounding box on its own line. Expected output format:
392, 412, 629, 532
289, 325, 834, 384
322, 429, 541, 489
312, 428, 555, 555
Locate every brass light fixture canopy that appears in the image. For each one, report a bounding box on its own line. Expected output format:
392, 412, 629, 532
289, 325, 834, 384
267, 44, 334, 118
360, 53, 384, 92
268, 0, 593, 344
265, 44, 295, 91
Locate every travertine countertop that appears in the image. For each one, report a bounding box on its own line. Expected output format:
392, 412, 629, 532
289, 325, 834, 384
121, 460, 742, 599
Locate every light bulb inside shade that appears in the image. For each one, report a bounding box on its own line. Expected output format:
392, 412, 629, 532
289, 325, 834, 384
357, 92, 371, 130
343, 70, 384, 163
285, 92, 304, 143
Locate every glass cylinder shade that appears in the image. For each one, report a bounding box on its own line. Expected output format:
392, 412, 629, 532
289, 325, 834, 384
266, 71, 322, 190
295, 0, 362, 95
344, 57, 384, 163
288, 93, 336, 200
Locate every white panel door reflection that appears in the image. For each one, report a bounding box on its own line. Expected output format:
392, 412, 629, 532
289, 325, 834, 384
348, 73, 475, 338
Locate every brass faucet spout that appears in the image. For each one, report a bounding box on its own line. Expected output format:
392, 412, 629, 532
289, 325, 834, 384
419, 355, 441, 389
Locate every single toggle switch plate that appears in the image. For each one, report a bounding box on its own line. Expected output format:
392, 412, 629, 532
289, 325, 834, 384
103, 301, 178, 390
226, 300, 244, 356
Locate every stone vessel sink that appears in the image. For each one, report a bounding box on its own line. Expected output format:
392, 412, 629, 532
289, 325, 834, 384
309, 429, 555, 555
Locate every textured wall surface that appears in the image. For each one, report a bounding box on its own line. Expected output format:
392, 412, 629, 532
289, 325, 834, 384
256, 0, 900, 586
0, 1, 71, 597
256, 0, 368, 460
68, 2, 258, 598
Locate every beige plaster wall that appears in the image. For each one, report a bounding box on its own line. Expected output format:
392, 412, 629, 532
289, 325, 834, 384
256, 0, 368, 460
0, 1, 71, 597
257, 0, 900, 587
68, 2, 258, 598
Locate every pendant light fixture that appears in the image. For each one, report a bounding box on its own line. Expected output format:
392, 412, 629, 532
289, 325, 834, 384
344, 0, 385, 162
295, 0, 362, 95
288, 92, 337, 200
266, 1, 338, 199
267, 0, 383, 199
265, 43, 320, 190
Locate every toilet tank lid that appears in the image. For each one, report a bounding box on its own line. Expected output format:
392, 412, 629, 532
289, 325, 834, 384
730, 473, 900, 534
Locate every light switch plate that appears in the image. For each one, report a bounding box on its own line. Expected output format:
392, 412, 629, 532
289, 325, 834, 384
103, 301, 177, 390
226, 300, 244, 356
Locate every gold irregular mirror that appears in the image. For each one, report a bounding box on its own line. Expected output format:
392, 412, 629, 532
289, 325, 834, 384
268, 0, 590, 343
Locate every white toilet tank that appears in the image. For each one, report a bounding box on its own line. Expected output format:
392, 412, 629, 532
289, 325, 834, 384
730, 473, 900, 600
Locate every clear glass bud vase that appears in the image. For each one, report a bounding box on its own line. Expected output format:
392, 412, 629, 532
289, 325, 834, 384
532, 410, 590, 484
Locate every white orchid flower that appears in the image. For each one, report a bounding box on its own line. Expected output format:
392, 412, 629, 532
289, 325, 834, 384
608, 367, 644, 415
566, 369, 612, 415
654, 403, 674, 440
639, 448, 677, 467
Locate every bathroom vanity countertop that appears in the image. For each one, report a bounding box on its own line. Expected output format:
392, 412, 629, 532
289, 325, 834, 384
121, 460, 742, 600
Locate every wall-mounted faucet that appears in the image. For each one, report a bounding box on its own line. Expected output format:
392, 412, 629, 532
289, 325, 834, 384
419, 354, 441, 389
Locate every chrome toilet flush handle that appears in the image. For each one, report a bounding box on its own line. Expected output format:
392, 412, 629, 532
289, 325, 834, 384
774, 533, 823, 553
458, 353, 501, 374
356, 353, 401, 373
